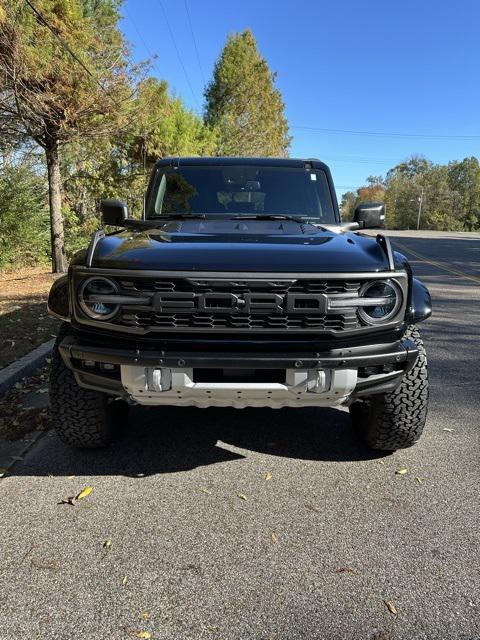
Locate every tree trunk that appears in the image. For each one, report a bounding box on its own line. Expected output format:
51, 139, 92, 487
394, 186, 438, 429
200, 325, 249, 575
44, 141, 67, 273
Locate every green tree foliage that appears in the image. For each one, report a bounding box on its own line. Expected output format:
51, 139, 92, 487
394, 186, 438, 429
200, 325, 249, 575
340, 191, 357, 221
204, 29, 291, 157
351, 155, 480, 231
0, 160, 50, 269
0, 0, 138, 271
61, 77, 218, 229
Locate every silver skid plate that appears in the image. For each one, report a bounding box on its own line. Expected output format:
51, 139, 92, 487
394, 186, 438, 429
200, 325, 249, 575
120, 366, 357, 408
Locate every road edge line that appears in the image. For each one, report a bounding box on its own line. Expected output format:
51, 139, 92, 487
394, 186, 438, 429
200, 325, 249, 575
392, 240, 480, 285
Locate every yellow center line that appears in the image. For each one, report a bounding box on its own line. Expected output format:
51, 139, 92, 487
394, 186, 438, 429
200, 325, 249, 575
391, 239, 480, 285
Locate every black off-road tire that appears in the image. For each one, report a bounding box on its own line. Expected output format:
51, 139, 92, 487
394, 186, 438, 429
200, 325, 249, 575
350, 325, 428, 451
49, 324, 127, 448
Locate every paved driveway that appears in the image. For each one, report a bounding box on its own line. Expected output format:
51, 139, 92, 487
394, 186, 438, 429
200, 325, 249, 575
0, 231, 478, 640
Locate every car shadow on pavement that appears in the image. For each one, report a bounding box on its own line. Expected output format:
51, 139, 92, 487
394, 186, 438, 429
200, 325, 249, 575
10, 405, 387, 478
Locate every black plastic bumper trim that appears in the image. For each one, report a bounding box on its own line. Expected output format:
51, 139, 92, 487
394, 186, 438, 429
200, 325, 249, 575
59, 336, 418, 372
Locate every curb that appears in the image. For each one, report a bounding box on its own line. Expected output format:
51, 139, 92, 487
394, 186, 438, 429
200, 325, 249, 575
0, 339, 55, 398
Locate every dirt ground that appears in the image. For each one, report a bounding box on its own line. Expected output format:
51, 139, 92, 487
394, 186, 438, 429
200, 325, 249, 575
0, 267, 60, 368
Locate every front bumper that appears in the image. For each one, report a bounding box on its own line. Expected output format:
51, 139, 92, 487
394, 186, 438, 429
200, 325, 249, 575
58, 335, 418, 407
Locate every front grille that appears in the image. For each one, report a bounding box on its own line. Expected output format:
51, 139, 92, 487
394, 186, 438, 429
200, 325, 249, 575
112, 277, 362, 333
119, 277, 360, 295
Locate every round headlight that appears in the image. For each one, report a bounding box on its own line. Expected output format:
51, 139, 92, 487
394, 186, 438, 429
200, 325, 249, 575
358, 280, 402, 324
79, 277, 119, 320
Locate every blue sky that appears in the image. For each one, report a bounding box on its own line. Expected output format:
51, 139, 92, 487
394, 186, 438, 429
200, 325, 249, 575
121, 0, 480, 199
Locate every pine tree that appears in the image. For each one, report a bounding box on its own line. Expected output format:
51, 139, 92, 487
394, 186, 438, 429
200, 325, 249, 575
204, 30, 290, 157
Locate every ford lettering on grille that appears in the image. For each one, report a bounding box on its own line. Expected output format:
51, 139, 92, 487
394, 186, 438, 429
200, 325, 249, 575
153, 291, 328, 315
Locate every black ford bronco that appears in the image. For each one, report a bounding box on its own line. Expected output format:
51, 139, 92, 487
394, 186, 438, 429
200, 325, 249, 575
47, 157, 431, 450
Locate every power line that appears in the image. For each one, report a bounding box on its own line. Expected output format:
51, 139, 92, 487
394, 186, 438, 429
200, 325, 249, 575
292, 125, 480, 141
157, 0, 200, 111
24, 0, 106, 93
184, 0, 206, 86
123, 6, 164, 79
323, 155, 398, 166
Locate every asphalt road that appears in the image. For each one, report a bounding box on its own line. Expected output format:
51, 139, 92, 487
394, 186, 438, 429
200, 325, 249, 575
0, 231, 479, 640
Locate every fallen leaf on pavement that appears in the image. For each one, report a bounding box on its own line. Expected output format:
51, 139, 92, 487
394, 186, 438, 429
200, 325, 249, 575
59, 485, 93, 506
442, 428, 455, 432
376, 460, 385, 465
76, 486, 93, 500
395, 468, 408, 475
264, 471, 273, 481
335, 567, 356, 575
415, 476, 424, 484
384, 599, 398, 615
237, 493, 248, 501
122, 575, 128, 585
271, 532, 278, 544
103, 539, 112, 551
136, 633, 151, 639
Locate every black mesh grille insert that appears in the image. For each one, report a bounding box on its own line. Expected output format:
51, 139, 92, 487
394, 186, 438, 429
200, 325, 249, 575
113, 277, 362, 332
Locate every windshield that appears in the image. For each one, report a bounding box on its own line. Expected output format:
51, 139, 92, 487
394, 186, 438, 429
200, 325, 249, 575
146, 165, 336, 222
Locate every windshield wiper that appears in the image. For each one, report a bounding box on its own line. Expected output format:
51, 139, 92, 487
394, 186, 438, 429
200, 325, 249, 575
231, 214, 328, 229
149, 213, 207, 220
231, 214, 305, 222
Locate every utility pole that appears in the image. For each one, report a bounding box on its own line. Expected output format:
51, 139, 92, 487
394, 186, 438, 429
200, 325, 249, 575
416, 187, 424, 231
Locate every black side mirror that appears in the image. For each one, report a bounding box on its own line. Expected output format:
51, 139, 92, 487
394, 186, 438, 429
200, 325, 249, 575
100, 199, 128, 226
353, 202, 386, 229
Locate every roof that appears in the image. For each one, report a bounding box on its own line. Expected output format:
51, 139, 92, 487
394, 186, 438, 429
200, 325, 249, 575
155, 157, 330, 172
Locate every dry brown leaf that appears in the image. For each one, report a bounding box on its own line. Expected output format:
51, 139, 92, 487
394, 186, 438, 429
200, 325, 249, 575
395, 468, 408, 475
237, 493, 248, 501
384, 599, 398, 615
264, 471, 273, 481
335, 567, 356, 575
76, 486, 93, 500
271, 532, 278, 544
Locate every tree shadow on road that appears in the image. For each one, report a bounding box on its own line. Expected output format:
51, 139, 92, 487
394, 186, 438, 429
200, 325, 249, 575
10, 405, 388, 478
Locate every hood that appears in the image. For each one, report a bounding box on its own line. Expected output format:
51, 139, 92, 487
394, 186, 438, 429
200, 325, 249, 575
87, 219, 390, 272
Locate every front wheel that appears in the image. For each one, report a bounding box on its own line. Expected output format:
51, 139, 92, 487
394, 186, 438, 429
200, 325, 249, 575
350, 326, 429, 451
49, 325, 128, 448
